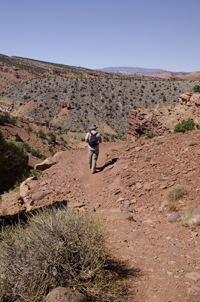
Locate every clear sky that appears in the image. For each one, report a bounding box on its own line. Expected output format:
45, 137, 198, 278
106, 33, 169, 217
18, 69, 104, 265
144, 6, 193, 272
1, 0, 200, 72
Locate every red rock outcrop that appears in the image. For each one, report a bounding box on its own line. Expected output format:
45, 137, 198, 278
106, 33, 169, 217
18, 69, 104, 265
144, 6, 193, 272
127, 92, 200, 141
127, 108, 170, 140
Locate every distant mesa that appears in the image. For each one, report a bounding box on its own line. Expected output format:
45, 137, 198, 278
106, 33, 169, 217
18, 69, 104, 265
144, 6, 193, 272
97, 67, 165, 74
97, 67, 191, 79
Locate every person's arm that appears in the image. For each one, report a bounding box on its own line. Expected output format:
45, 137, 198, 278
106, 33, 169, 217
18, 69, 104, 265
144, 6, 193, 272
97, 133, 102, 143
85, 132, 89, 143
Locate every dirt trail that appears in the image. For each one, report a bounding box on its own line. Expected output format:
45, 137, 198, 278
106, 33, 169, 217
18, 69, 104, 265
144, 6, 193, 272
17, 137, 200, 301
63, 142, 200, 302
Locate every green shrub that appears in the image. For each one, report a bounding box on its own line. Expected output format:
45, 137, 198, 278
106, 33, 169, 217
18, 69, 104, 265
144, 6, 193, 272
0, 131, 28, 193
27, 126, 33, 134
174, 119, 195, 133
193, 85, 200, 93
22, 142, 31, 152
140, 132, 157, 139
48, 147, 54, 156
30, 149, 41, 158
0, 112, 16, 125
47, 132, 56, 146
0, 207, 114, 302
0, 114, 5, 125
15, 134, 23, 142
37, 130, 46, 139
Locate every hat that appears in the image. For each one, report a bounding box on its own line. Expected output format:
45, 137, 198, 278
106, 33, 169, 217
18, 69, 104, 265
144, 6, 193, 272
90, 124, 98, 130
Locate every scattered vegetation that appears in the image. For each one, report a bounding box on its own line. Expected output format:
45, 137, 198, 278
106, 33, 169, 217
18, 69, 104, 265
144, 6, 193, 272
1, 70, 196, 138
102, 133, 124, 142
0, 207, 125, 302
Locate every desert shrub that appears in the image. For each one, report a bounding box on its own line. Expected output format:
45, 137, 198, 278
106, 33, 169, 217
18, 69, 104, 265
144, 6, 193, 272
22, 142, 31, 152
30, 149, 41, 158
0, 207, 118, 302
0, 114, 5, 125
37, 129, 46, 139
48, 147, 54, 156
15, 134, 23, 142
178, 204, 200, 229
140, 132, 157, 139
165, 185, 186, 211
174, 119, 195, 133
47, 132, 56, 146
27, 126, 33, 134
193, 85, 200, 93
0, 112, 16, 125
0, 131, 28, 193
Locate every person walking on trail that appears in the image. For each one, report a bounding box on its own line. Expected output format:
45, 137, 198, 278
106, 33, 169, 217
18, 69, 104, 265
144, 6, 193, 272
85, 125, 102, 174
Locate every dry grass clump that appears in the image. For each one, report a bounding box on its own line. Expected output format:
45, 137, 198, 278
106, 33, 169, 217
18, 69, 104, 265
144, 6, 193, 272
165, 185, 186, 211
179, 204, 200, 229
0, 207, 124, 302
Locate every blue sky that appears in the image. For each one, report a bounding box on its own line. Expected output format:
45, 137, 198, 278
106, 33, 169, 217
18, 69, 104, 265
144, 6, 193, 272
1, 0, 200, 72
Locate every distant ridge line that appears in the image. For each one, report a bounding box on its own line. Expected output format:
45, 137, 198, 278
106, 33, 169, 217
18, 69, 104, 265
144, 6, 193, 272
97, 67, 166, 74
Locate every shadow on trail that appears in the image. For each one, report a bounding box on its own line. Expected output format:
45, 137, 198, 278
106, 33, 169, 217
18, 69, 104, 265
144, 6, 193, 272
106, 258, 141, 279
96, 157, 118, 173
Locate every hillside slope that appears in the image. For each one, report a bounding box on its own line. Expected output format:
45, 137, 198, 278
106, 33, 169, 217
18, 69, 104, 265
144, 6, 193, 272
0, 54, 113, 92
0, 77, 196, 138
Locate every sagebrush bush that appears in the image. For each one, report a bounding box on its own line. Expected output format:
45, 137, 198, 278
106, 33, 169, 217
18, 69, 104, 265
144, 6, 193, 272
174, 119, 195, 133
0, 207, 121, 302
0, 131, 28, 193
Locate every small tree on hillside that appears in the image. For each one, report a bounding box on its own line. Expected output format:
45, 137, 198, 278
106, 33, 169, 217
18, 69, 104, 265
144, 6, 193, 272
193, 85, 200, 93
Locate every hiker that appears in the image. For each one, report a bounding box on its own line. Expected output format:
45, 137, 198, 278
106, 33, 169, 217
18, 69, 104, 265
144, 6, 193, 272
85, 125, 102, 174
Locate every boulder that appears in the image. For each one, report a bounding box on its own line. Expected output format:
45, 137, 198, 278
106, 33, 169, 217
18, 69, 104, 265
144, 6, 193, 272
31, 190, 53, 201
34, 157, 57, 171
191, 93, 200, 107
168, 212, 180, 223
44, 287, 85, 302
192, 207, 200, 216
19, 177, 36, 198
19, 181, 29, 198
179, 92, 193, 105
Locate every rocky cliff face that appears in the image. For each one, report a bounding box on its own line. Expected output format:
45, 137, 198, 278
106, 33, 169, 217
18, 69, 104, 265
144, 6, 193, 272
127, 92, 200, 141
